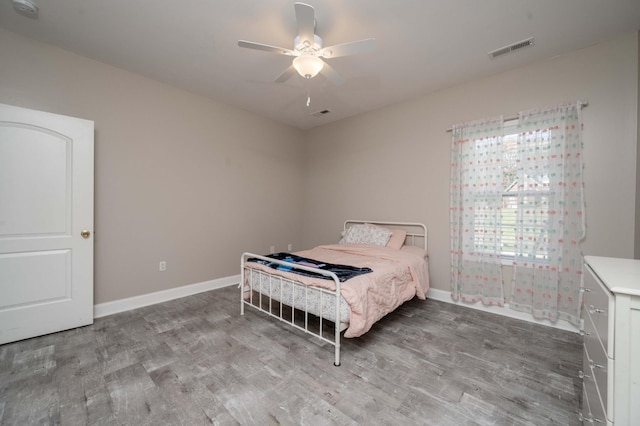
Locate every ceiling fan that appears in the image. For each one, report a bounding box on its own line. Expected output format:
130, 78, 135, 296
238, 2, 375, 85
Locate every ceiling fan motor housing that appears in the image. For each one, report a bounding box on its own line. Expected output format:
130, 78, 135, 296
294, 34, 324, 54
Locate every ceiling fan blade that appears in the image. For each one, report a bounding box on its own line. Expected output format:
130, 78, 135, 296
274, 65, 298, 83
238, 40, 295, 56
294, 2, 315, 45
320, 61, 345, 85
321, 38, 376, 58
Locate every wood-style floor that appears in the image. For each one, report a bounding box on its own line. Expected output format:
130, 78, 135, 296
0, 285, 582, 425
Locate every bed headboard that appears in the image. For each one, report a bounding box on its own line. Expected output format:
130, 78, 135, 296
343, 220, 428, 251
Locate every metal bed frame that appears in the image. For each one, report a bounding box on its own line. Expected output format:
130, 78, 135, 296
240, 220, 427, 366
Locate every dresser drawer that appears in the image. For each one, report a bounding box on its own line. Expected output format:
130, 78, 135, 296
583, 336, 611, 418
582, 383, 610, 425
583, 264, 614, 356
582, 346, 608, 425
583, 303, 605, 355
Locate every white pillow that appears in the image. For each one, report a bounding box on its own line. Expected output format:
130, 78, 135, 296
339, 223, 392, 246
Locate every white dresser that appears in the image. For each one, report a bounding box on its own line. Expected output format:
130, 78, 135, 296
580, 256, 640, 425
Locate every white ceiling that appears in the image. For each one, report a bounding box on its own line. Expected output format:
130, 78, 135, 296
1, 1, 639, 130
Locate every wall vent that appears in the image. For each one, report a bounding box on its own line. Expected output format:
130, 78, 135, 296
488, 37, 534, 59
311, 109, 331, 117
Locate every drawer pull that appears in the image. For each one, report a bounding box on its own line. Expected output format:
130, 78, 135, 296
578, 370, 591, 379
579, 412, 603, 424
589, 305, 605, 315
579, 329, 591, 336
580, 287, 592, 293
589, 360, 604, 370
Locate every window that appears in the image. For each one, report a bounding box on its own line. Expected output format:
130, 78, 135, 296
500, 129, 520, 258
481, 121, 551, 262
503, 121, 552, 262
451, 103, 585, 320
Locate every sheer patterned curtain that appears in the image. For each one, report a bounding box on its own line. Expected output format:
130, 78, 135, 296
450, 117, 505, 305
509, 103, 585, 324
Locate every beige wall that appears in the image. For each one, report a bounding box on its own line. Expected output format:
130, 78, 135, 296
2, 27, 638, 305
0, 28, 306, 304
303, 32, 639, 297
636, 31, 640, 259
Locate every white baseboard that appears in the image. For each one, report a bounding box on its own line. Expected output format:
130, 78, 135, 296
426, 288, 579, 333
93, 275, 240, 318
93, 276, 578, 333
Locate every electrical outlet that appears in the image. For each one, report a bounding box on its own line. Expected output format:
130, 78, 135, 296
287, 243, 292, 251
159, 261, 166, 272
269, 245, 275, 254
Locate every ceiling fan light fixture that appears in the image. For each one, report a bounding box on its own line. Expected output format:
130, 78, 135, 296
293, 55, 324, 78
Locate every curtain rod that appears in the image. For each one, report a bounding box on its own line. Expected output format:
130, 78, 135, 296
445, 101, 588, 133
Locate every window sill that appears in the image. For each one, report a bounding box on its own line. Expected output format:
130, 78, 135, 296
500, 255, 549, 266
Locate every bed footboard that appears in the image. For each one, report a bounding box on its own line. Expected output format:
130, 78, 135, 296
240, 252, 344, 366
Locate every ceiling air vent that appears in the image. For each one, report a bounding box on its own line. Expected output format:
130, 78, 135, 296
311, 109, 331, 118
488, 37, 534, 59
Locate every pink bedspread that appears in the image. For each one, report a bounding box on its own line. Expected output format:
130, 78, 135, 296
246, 243, 430, 338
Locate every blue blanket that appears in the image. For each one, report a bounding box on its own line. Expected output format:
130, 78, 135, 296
248, 252, 372, 282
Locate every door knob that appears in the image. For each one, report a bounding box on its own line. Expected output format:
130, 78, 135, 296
81, 229, 91, 239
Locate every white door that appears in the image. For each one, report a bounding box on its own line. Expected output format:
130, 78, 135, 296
0, 103, 94, 345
